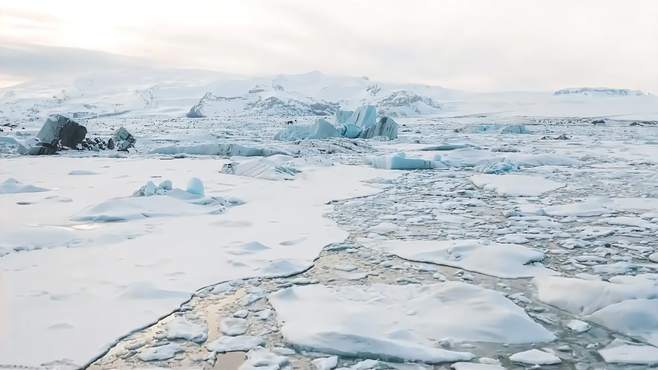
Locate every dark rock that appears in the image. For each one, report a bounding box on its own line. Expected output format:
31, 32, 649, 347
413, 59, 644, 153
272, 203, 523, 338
107, 138, 115, 150
36, 115, 87, 149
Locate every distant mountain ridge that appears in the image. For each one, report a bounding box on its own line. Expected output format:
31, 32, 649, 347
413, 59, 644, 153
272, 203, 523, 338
554, 87, 647, 97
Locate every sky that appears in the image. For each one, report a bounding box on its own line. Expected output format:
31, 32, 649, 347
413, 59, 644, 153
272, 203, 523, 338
1, 0, 658, 92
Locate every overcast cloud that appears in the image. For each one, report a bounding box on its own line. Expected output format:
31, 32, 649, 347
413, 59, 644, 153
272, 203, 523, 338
1, 0, 657, 92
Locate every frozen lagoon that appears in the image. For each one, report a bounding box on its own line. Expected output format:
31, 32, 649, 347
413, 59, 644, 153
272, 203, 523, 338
1, 115, 658, 369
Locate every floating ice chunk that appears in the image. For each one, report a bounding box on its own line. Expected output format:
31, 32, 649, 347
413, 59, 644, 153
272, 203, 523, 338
0, 136, 28, 155
603, 216, 656, 229
435, 149, 496, 168
312, 356, 338, 370
339, 123, 362, 139
359, 117, 398, 140
588, 299, 658, 346
509, 349, 561, 365
499, 124, 529, 134
269, 283, 554, 363
599, 340, 658, 365
362, 239, 555, 278
346, 105, 377, 129
509, 153, 579, 167
137, 343, 183, 361
274, 119, 339, 141
470, 174, 565, 197
133, 180, 174, 197
206, 335, 264, 353
335, 110, 354, 124
368, 222, 401, 234
451, 363, 506, 370
608, 197, 658, 212
475, 160, 519, 174
150, 143, 285, 157
540, 198, 609, 217
650, 252, 658, 263
420, 143, 476, 151
220, 317, 248, 336
0, 178, 49, 194
186, 177, 204, 196
370, 152, 436, 170
221, 155, 300, 181
239, 349, 289, 370
166, 317, 208, 343
534, 275, 658, 315
566, 319, 591, 333
461, 124, 529, 135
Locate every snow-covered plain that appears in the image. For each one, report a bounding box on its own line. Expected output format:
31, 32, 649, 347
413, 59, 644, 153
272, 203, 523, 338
2, 69, 658, 369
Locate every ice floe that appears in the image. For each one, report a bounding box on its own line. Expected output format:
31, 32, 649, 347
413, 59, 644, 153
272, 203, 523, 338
221, 155, 301, 181
370, 152, 436, 170
598, 340, 658, 365
361, 239, 556, 278
149, 143, 285, 157
166, 317, 208, 343
269, 282, 554, 363
470, 174, 565, 196
508, 349, 561, 365
206, 335, 264, 353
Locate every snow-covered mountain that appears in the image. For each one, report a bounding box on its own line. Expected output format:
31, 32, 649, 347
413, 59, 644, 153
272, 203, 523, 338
2, 46, 658, 125
185, 72, 451, 118
554, 87, 647, 96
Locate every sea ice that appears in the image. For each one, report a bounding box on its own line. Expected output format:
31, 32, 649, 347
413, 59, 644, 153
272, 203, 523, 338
221, 155, 300, 181
451, 363, 506, 370
205, 335, 264, 353
598, 340, 658, 365
239, 349, 289, 370
566, 319, 591, 333
312, 356, 339, 370
534, 275, 658, 315
220, 317, 249, 336
269, 282, 554, 363
588, 299, 658, 346
370, 152, 436, 170
150, 143, 285, 157
362, 239, 555, 278
137, 343, 183, 361
166, 317, 208, 343
274, 119, 339, 141
509, 349, 561, 365
470, 174, 565, 196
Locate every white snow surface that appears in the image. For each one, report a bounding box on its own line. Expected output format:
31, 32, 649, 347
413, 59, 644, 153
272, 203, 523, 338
0, 178, 49, 193
269, 282, 555, 363
0, 157, 395, 366
361, 239, 556, 278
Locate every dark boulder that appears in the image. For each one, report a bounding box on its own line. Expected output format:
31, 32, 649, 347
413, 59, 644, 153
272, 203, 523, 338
37, 115, 87, 149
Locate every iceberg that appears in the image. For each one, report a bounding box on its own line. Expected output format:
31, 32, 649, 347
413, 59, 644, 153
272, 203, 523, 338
274, 119, 339, 141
